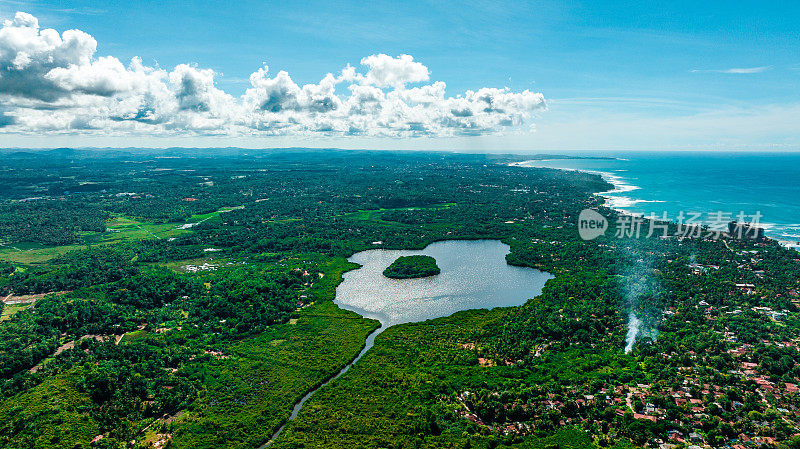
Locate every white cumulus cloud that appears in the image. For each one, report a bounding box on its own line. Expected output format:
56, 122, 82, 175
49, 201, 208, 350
359, 54, 430, 88
0, 12, 545, 137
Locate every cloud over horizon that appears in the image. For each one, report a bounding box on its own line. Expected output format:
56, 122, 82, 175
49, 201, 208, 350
0, 12, 545, 138
691, 66, 771, 74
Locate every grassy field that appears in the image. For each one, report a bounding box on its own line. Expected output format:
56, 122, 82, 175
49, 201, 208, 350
0, 303, 31, 321
342, 203, 456, 222
0, 207, 240, 264
0, 220, 184, 264
119, 329, 149, 344
0, 243, 87, 264
183, 206, 242, 223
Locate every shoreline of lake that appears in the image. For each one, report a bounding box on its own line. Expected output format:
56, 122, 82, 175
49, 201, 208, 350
261, 239, 553, 447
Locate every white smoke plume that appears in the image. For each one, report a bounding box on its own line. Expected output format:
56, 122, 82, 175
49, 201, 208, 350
619, 239, 664, 353
624, 312, 640, 353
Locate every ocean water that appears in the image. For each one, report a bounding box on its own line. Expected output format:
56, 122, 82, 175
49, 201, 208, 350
517, 152, 800, 247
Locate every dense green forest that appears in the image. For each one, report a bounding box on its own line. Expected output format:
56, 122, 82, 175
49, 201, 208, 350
383, 255, 441, 279
0, 148, 799, 449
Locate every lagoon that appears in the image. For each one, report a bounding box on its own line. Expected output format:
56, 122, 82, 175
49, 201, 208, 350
263, 239, 551, 447
335, 239, 553, 327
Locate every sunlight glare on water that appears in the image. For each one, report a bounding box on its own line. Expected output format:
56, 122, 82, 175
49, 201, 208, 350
334, 240, 553, 327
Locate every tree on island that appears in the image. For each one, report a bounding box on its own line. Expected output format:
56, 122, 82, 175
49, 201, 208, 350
383, 255, 441, 279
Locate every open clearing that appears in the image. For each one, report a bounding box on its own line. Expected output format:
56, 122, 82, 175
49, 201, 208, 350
0, 207, 240, 264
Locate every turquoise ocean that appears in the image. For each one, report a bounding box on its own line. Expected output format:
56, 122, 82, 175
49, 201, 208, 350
516, 152, 800, 249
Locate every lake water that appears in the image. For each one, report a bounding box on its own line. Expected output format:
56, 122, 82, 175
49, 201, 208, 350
263, 239, 552, 447
334, 239, 554, 327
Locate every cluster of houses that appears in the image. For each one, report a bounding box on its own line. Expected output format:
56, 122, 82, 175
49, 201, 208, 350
607, 369, 799, 448
685, 259, 763, 297
183, 262, 218, 272
450, 242, 800, 446
688, 263, 719, 275
182, 259, 236, 272
454, 340, 800, 448
691, 296, 789, 323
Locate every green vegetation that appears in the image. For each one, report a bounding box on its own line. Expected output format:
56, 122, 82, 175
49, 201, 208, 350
383, 254, 441, 278
0, 367, 101, 448
0, 207, 239, 265
0, 303, 30, 321
275, 307, 637, 449
170, 301, 378, 448
0, 148, 799, 448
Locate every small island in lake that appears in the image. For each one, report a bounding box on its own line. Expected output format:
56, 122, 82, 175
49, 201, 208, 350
383, 255, 441, 279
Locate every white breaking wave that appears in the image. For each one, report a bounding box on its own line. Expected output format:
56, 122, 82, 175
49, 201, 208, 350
604, 196, 665, 209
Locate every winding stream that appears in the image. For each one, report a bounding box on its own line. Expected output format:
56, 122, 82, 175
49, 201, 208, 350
260, 326, 385, 447
261, 239, 552, 447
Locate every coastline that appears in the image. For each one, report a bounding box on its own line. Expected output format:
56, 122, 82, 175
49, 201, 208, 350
511, 159, 662, 211
512, 159, 800, 251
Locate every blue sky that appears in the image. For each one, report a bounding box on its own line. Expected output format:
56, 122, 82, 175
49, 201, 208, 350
0, 0, 798, 151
